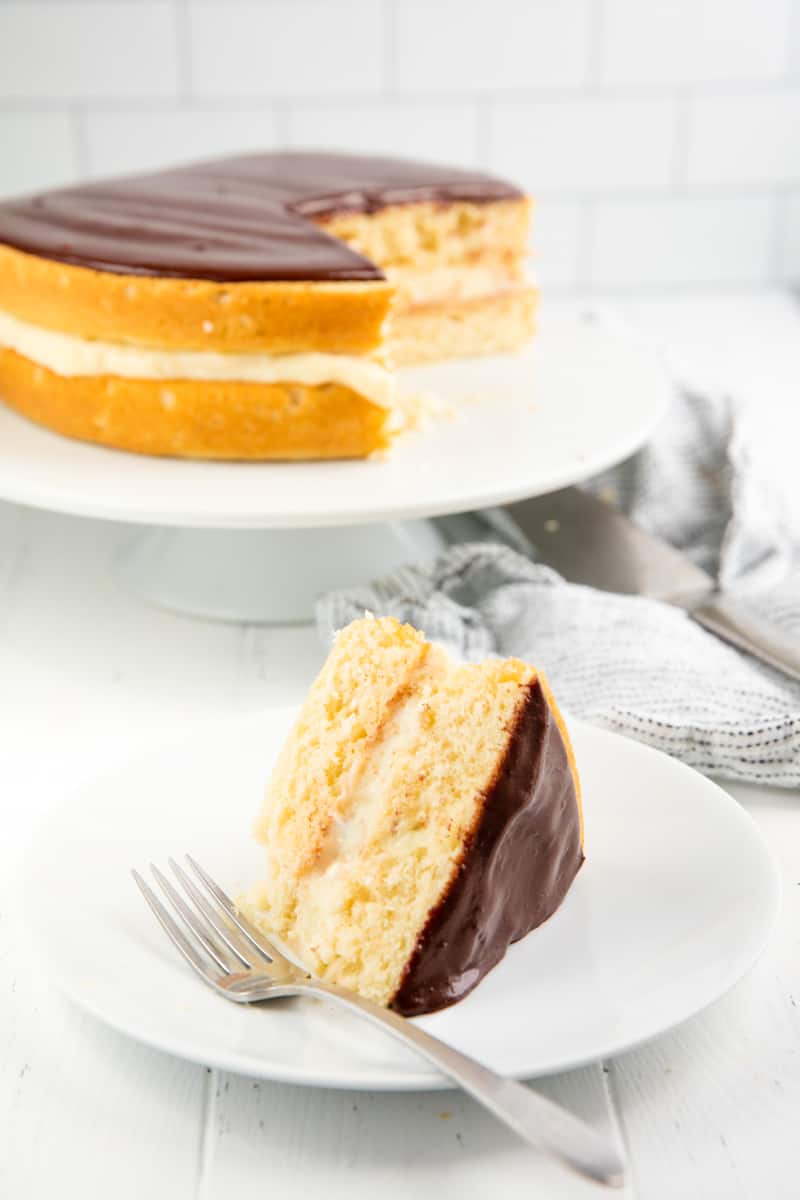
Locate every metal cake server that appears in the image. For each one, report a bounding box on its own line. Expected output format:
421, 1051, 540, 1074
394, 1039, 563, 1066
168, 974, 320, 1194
505, 486, 800, 683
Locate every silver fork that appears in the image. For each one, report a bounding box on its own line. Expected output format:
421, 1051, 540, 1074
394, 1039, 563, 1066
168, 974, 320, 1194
134, 856, 627, 1189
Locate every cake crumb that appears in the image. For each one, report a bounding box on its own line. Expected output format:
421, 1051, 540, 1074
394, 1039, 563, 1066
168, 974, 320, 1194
391, 387, 455, 438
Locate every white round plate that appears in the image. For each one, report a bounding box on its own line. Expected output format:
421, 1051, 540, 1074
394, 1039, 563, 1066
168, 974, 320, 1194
0, 309, 668, 528
22, 707, 779, 1090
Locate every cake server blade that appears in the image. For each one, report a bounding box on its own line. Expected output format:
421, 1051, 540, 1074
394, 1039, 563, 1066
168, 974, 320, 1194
504, 486, 800, 682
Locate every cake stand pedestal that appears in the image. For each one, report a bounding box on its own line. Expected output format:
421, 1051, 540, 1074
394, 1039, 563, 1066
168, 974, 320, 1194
115, 520, 451, 624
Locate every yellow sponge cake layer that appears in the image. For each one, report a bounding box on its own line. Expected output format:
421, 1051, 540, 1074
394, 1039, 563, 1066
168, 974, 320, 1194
390, 288, 537, 365
318, 198, 532, 272
0, 244, 392, 355
257, 617, 429, 921
247, 616, 584, 1014
0, 348, 392, 459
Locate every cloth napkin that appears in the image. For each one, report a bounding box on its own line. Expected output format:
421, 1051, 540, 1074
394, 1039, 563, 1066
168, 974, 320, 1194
318, 325, 800, 787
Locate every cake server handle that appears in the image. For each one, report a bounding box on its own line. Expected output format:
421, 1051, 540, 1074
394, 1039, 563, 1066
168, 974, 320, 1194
299, 980, 628, 1188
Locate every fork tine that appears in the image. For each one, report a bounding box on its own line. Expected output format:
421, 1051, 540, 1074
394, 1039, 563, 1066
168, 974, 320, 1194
168, 858, 252, 969
132, 869, 222, 986
150, 864, 233, 975
185, 854, 291, 967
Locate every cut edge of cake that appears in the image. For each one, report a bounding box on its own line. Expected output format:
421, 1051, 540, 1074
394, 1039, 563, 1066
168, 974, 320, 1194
318, 195, 536, 365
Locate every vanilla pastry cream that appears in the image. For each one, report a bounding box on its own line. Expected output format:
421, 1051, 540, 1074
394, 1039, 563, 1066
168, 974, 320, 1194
0, 308, 395, 409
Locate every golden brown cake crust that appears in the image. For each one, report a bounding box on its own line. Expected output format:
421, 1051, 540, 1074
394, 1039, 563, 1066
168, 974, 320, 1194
0, 243, 392, 355
0, 347, 391, 459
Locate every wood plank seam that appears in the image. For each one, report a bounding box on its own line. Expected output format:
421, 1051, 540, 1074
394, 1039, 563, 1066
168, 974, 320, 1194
196, 1065, 219, 1199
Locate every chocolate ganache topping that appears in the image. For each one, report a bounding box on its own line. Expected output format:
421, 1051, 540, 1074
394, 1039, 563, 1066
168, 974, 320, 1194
391, 678, 584, 1017
0, 151, 523, 283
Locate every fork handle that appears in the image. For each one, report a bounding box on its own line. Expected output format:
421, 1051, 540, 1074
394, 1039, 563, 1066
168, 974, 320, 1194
291, 979, 626, 1188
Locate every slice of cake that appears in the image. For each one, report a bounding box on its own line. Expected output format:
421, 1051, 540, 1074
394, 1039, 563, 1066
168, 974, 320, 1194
246, 616, 583, 1016
0, 152, 534, 461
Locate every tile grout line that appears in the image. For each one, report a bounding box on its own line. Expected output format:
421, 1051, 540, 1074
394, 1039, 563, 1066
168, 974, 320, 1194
770, 191, 788, 283
784, 0, 800, 78
584, 0, 606, 87
3, 79, 800, 117
382, 0, 396, 94
174, 0, 193, 101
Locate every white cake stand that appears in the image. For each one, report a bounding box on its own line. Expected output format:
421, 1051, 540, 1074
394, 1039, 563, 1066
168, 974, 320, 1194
0, 308, 670, 621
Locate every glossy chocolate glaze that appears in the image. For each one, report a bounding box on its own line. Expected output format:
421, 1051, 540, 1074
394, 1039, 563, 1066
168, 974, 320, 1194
0, 151, 522, 283
391, 680, 583, 1017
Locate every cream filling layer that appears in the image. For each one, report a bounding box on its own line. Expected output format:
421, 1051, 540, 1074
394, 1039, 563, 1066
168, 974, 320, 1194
289, 645, 450, 971
0, 308, 395, 409
290, 688, 434, 972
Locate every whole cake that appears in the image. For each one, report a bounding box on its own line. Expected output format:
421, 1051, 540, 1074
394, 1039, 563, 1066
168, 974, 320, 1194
0, 152, 534, 460
246, 616, 583, 1016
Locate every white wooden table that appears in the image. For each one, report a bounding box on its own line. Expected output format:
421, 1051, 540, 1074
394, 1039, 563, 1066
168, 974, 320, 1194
1, 291, 799, 1199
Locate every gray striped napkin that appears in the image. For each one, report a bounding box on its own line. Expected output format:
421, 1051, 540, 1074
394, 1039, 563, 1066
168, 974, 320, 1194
318, 369, 800, 786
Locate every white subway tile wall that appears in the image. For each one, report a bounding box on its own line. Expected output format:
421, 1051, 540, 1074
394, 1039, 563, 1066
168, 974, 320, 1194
687, 90, 800, 185
0, 112, 78, 195
187, 2, 384, 97
599, 0, 791, 86
285, 103, 481, 166
0, 0, 797, 289
393, 0, 592, 92
778, 194, 800, 279
85, 110, 280, 178
488, 97, 678, 193
589, 194, 776, 286
0, 4, 180, 99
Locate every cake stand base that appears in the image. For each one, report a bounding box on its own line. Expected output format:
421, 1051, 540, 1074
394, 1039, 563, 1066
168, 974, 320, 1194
115, 520, 450, 624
